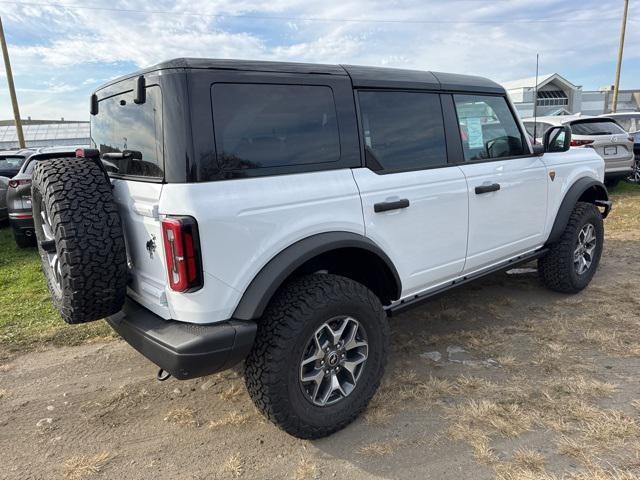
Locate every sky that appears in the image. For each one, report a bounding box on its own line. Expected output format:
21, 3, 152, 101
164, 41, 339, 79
0, 0, 638, 121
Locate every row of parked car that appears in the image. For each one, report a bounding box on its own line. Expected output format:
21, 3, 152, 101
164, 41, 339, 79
522, 111, 640, 187
0, 146, 82, 247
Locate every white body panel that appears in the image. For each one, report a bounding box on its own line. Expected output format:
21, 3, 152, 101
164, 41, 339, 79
157, 169, 364, 324
458, 156, 548, 272
116, 148, 604, 325
352, 167, 468, 297
112, 179, 170, 319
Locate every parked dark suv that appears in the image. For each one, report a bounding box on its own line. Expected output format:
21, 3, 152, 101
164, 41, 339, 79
7, 146, 81, 247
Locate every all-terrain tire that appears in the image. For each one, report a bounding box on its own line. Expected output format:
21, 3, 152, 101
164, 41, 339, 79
244, 274, 389, 439
12, 227, 35, 248
31, 158, 127, 324
539, 201, 604, 294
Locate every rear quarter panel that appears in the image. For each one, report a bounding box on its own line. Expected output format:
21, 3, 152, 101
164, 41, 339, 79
159, 170, 364, 324
541, 148, 605, 241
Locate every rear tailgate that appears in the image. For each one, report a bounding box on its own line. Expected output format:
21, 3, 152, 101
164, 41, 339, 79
112, 179, 170, 318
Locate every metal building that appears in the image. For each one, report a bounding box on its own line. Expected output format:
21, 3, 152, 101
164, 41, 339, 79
0, 119, 90, 150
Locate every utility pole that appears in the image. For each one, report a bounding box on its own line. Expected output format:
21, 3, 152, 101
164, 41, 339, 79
612, 0, 629, 113
0, 16, 25, 148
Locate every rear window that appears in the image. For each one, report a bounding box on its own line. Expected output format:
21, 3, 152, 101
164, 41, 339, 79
211, 83, 340, 170
90, 85, 164, 179
570, 120, 626, 136
0, 156, 25, 169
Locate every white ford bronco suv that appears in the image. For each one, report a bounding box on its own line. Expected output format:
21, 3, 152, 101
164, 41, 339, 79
31, 59, 611, 439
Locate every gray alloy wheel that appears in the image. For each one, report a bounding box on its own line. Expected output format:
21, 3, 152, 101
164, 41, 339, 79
299, 316, 368, 407
628, 159, 640, 184
37, 205, 63, 294
574, 223, 597, 276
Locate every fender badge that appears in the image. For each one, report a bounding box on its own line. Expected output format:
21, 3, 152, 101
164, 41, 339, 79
549, 170, 556, 181
146, 234, 157, 258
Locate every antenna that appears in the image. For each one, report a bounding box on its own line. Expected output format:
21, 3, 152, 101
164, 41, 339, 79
533, 53, 539, 143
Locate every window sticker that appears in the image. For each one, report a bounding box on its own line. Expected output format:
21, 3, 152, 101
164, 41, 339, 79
466, 117, 484, 149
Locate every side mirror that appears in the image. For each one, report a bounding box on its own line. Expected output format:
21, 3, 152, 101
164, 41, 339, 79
543, 125, 571, 153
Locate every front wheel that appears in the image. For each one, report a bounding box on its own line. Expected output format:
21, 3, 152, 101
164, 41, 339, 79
244, 274, 389, 439
539, 202, 604, 293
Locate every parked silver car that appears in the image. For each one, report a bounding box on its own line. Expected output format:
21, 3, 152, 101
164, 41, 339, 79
522, 115, 634, 187
599, 112, 640, 183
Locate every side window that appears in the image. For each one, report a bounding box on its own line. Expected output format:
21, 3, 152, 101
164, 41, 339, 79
211, 83, 340, 170
357, 91, 447, 172
454, 95, 527, 161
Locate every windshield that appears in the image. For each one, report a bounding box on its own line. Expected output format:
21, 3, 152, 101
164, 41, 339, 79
570, 120, 626, 136
90, 85, 164, 179
0, 156, 25, 170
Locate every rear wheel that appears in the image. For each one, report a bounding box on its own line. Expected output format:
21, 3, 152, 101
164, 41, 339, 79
627, 159, 640, 184
539, 202, 604, 293
31, 158, 127, 324
244, 274, 389, 439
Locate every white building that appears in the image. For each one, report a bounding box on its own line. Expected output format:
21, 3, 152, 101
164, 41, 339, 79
502, 73, 640, 117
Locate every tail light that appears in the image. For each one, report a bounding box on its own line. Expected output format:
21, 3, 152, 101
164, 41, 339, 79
570, 139, 594, 147
8, 179, 30, 188
161, 216, 203, 292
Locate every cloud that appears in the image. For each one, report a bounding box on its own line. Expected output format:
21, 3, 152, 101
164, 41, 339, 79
0, 0, 638, 119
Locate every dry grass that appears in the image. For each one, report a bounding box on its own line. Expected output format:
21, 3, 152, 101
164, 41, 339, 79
220, 383, 245, 401
63, 452, 111, 479
208, 410, 250, 428
163, 407, 197, 426
293, 458, 319, 480
222, 453, 244, 478
0, 388, 6, 399
357, 442, 395, 457
511, 447, 546, 472
446, 400, 534, 438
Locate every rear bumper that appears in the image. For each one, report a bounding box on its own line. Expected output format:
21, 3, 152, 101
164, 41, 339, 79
9, 214, 34, 233
106, 297, 257, 380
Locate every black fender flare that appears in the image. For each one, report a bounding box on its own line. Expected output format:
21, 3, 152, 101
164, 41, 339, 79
232, 232, 402, 321
546, 177, 609, 245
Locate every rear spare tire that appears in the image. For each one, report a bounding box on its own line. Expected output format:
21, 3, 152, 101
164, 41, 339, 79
32, 158, 127, 324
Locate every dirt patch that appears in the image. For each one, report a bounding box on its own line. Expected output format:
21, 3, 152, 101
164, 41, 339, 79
1, 192, 639, 479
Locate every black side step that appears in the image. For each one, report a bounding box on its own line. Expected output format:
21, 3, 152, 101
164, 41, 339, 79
387, 248, 547, 316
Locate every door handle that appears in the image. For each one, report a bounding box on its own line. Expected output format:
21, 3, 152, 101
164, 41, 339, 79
374, 199, 410, 213
475, 183, 501, 195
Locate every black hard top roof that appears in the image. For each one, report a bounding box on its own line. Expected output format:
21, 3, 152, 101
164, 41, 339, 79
97, 58, 504, 94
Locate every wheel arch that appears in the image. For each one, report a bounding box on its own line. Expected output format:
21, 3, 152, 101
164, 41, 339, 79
547, 177, 609, 245
232, 232, 402, 321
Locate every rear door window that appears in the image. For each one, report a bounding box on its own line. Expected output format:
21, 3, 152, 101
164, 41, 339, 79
211, 83, 340, 170
357, 91, 447, 172
454, 95, 527, 161
91, 86, 164, 179
570, 120, 626, 136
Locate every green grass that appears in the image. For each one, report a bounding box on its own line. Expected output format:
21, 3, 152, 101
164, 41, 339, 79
610, 180, 640, 196
0, 225, 114, 359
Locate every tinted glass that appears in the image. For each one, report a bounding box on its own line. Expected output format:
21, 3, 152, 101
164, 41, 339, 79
454, 95, 526, 161
212, 84, 340, 170
570, 120, 626, 136
0, 156, 24, 169
358, 91, 447, 172
91, 86, 164, 178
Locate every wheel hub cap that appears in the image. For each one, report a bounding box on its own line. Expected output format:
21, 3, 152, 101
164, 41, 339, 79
299, 316, 368, 407
574, 223, 596, 276
39, 207, 62, 291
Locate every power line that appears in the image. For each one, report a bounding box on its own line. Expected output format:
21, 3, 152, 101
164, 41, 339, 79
0, 0, 628, 24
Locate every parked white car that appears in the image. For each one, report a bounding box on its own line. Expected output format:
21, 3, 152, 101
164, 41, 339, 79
522, 115, 634, 187
31, 59, 610, 439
